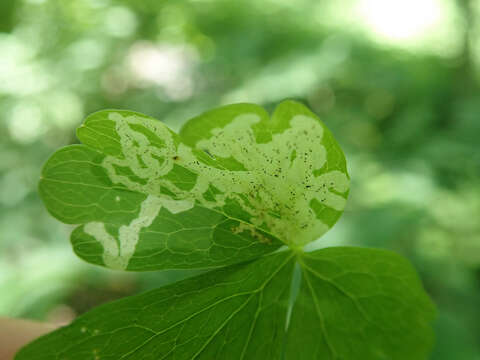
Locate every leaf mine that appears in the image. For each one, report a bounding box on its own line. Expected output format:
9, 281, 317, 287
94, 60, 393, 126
40, 101, 349, 270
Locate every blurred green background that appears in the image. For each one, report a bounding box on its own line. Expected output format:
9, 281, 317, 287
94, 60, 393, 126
0, 0, 479, 358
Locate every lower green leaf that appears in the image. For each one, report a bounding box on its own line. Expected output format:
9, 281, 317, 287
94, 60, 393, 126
16, 247, 435, 360
286, 247, 435, 360
15, 251, 295, 360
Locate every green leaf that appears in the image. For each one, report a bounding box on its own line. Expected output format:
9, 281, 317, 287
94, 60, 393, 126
39, 101, 349, 271
15, 251, 296, 360
286, 247, 436, 360
16, 248, 435, 360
